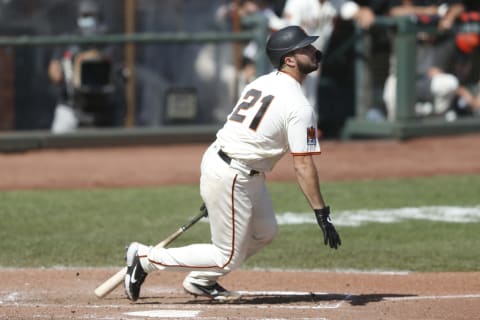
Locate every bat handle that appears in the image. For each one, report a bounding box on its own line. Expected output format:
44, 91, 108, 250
94, 203, 207, 299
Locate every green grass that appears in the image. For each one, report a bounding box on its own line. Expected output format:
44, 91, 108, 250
1, 174, 479, 271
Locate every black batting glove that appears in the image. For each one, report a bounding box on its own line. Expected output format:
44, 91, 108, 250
314, 206, 341, 249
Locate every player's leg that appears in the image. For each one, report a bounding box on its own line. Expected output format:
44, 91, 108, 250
244, 181, 278, 259
183, 149, 265, 297
125, 144, 232, 300
139, 144, 238, 273
182, 175, 276, 299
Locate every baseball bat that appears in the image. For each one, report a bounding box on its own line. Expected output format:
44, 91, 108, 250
94, 204, 208, 298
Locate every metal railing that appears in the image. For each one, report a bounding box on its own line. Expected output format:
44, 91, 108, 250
0, 15, 270, 74
344, 16, 480, 139
0, 15, 270, 150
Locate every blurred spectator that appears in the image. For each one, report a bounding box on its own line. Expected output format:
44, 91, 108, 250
382, 0, 465, 121
200, 0, 288, 122
282, 0, 338, 110
239, 0, 288, 31
337, 0, 391, 123
455, 86, 480, 116
310, 0, 390, 136
224, 0, 288, 92
134, 2, 224, 126
48, 0, 122, 133
450, 1, 480, 118
340, 0, 390, 29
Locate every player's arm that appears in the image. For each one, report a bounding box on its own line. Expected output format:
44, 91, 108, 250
292, 154, 325, 210
292, 154, 341, 249
288, 106, 341, 249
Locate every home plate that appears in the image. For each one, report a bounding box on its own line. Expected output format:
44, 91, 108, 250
125, 310, 200, 318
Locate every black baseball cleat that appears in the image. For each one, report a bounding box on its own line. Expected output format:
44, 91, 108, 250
124, 242, 147, 301
183, 279, 241, 301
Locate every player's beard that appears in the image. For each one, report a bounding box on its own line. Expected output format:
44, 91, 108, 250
297, 57, 318, 75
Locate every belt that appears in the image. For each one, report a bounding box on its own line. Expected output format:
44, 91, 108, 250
218, 149, 260, 176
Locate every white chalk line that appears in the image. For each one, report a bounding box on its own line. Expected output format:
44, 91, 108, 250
2, 293, 479, 320
119, 293, 480, 319
125, 312, 327, 320
125, 312, 325, 320
125, 309, 200, 318
384, 293, 480, 301
3, 292, 479, 310
0, 291, 20, 304
276, 206, 480, 227
2, 289, 479, 320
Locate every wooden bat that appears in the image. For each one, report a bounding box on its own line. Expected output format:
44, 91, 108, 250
94, 204, 208, 298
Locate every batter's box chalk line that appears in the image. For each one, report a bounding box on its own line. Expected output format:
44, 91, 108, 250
122, 292, 480, 318
125, 309, 200, 318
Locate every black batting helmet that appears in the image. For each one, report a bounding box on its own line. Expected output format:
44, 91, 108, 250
266, 26, 319, 69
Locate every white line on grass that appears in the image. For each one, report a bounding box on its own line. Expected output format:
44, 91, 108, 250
276, 206, 480, 226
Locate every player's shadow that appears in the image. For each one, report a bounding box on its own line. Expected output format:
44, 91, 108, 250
182, 292, 417, 306
346, 293, 416, 306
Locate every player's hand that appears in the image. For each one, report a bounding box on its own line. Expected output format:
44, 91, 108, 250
314, 206, 341, 249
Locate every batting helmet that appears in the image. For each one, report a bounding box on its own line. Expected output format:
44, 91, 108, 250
266, 26, 320, 69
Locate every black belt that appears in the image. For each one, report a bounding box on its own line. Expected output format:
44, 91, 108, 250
218, 150, 260, 176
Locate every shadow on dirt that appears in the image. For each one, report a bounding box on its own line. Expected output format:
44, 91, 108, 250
178, 292, 417, 306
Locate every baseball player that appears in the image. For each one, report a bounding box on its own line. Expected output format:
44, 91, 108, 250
124, 25, 341, 302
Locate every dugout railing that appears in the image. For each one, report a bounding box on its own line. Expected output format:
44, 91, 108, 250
0, 15, 269, 152
1, 15, 480, 151
343, 15, 480, 139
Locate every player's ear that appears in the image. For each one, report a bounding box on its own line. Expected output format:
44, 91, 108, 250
283, 54, 296, 68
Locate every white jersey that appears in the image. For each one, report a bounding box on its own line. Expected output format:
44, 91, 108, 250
216, 71, 321, 172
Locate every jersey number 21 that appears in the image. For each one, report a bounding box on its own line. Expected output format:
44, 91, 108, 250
229, 89, 274, 131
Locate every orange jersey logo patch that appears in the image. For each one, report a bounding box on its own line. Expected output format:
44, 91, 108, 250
307, 126, 317, 146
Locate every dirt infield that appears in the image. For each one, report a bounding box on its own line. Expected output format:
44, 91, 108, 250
1, 133, 480, 190
1, 133, 480, 319
1, 269, 479, 320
